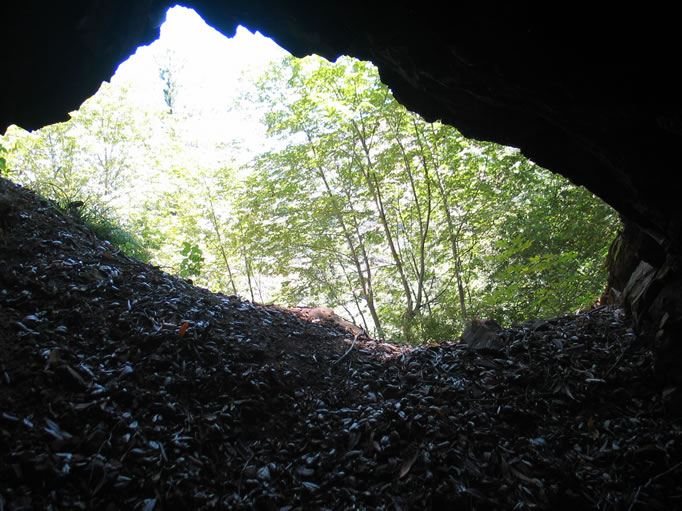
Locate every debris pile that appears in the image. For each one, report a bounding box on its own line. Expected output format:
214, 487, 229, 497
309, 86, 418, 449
1, 177, 680, 510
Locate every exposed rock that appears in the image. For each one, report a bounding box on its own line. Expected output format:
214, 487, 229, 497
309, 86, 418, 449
606, 219, 665, 296
460, 318, 506, 351
623, 262, 657, 327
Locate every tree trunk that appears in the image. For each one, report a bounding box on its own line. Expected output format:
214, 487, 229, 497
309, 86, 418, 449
203, 186, 238, 295
311, 144, 385, 338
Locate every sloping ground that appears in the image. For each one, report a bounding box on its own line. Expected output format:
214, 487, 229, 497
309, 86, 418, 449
0, 177, 681, 510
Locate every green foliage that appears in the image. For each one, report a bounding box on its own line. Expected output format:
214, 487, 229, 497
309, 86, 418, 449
0, 47, 619, 345
76, 202, 153, 262
0, 143, 7, 177
416, 311, 462, 345
474, 162, 619, 325
0, 81, 156, 263
179, 241, 204, 279
242, 54, 619, 341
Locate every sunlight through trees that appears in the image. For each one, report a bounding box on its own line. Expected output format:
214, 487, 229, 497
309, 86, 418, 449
0, 7, 619, 344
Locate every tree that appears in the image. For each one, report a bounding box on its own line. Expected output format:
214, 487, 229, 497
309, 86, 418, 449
3, 120, 82, 205
470, 146, 619, 325
1, 47, 619, 344
247, 56, 485, 340
243, 54, 619, 341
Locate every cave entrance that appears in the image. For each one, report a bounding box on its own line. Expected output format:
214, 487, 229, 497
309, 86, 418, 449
0, 6, 619, 344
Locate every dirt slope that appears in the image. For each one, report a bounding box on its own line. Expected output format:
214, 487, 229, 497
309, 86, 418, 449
0, 177, 680, 510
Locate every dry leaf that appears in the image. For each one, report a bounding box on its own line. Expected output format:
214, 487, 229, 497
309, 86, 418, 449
178, 322, 189, 337
399, 448, 419, 479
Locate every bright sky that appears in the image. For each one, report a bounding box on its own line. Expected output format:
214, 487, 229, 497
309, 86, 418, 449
111, 6, 290, 159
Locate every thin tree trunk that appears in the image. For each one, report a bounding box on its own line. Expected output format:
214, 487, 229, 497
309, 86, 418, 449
320, 176, 384, 336
306, 132, 385, 338
352, 119, 415, 340
392, 117, 433, 317
336, 255, 371, 334
203, 185, 238, 295
422, 126, 468, 322
243, 251, 255, 303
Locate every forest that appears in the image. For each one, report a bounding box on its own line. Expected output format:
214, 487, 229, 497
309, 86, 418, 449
0, 49, 619, 344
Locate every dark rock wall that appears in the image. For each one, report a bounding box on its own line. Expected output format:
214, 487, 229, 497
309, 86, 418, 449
3, 1, 681, 378
4, 1, 163, 133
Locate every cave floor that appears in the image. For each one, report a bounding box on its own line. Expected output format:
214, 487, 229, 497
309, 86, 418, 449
1, 177, 681, 510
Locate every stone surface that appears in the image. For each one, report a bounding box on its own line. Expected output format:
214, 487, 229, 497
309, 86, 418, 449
607, 220, 665, 295
460, 318, 506, 351
2, 1, 681, 376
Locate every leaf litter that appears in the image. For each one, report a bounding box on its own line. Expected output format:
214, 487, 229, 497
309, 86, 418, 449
1, 177, 681, 510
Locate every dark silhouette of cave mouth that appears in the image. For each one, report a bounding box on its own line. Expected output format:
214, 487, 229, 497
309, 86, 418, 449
2, 2, 681, 384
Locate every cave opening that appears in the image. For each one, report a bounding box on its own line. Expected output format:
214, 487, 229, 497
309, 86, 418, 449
2, 4, 682, 508
0, 5, 620, 345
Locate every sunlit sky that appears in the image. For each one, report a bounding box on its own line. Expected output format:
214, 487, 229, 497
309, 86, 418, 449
111, 6, 290, 156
